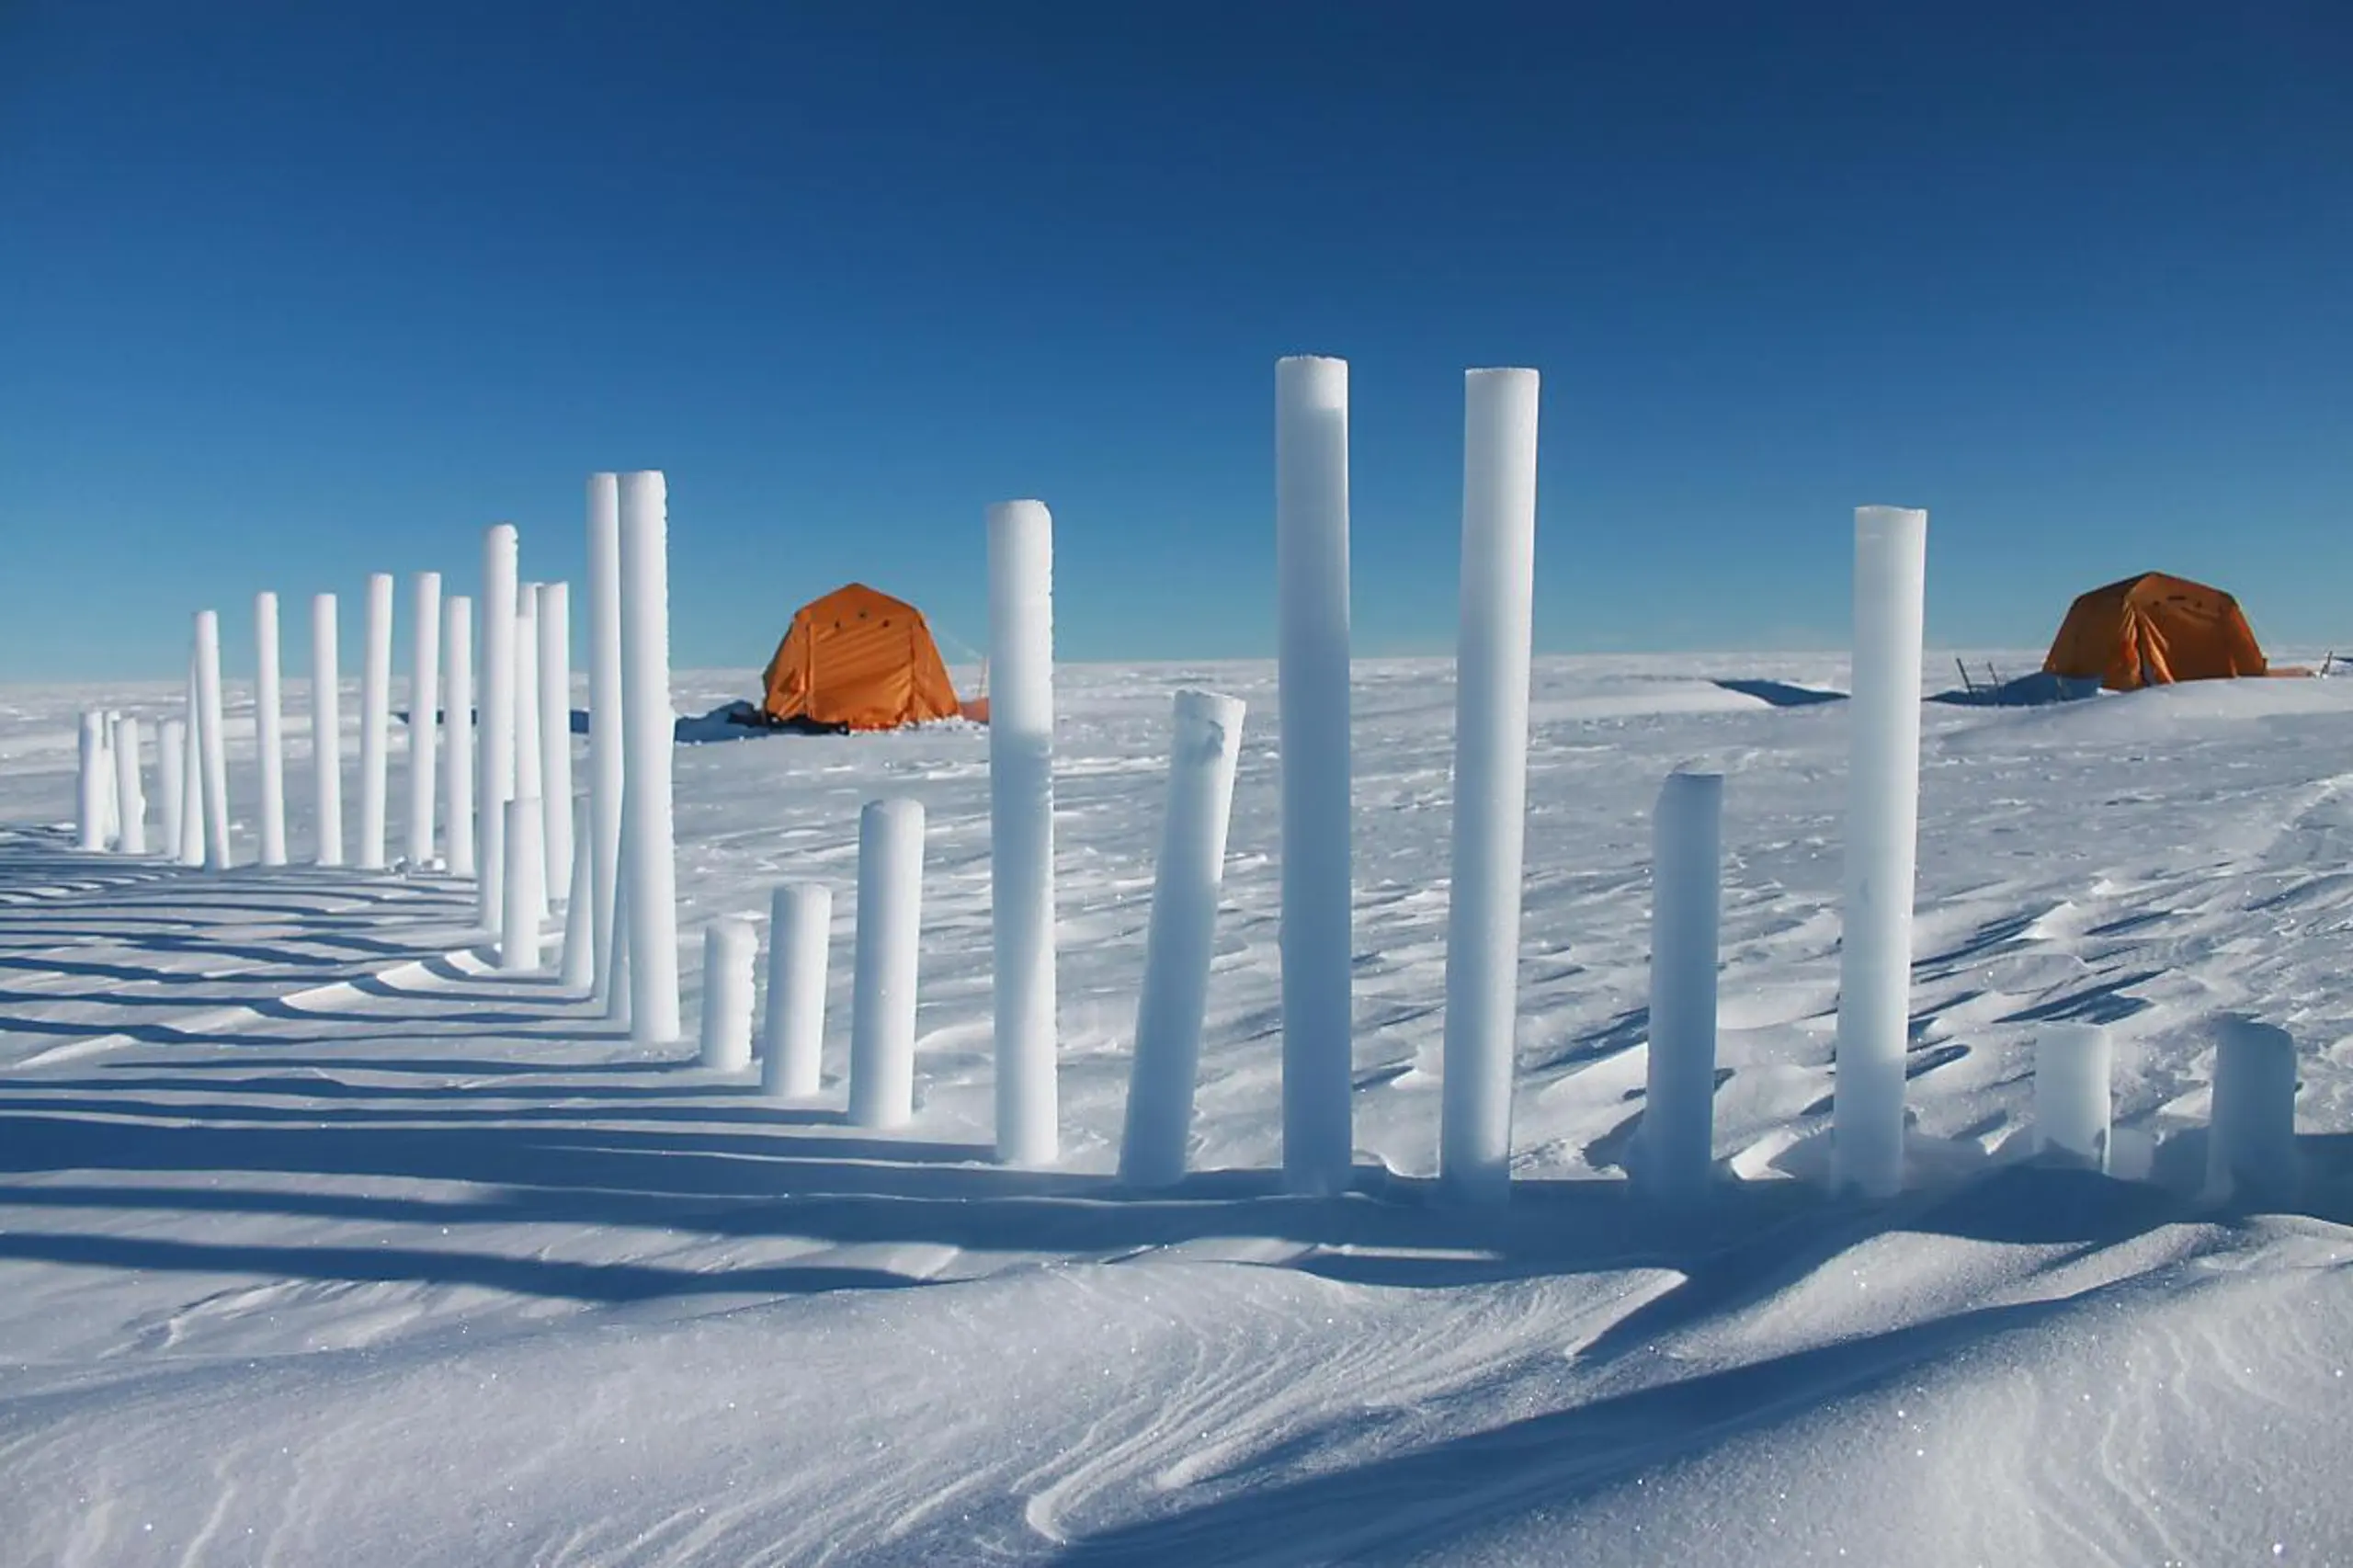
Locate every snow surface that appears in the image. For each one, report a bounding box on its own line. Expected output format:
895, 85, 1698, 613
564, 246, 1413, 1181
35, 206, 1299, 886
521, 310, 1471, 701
4, 653, 2352, 1565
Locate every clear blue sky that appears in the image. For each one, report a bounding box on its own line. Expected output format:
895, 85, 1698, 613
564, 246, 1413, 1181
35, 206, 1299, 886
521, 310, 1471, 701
4, 1, 2347, 681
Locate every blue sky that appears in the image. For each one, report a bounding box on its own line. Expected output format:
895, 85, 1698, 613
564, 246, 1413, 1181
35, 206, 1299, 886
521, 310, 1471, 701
4, 1, 2347, 681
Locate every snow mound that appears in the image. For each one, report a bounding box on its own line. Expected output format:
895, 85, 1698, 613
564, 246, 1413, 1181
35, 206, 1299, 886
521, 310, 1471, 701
1529, 677, 1843, 722
1928, 670, 2101, 707
1938, 674, 2353, 756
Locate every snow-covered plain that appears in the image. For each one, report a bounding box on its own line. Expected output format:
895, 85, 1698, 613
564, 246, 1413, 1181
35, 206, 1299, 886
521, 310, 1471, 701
4, 652, 2352, 1566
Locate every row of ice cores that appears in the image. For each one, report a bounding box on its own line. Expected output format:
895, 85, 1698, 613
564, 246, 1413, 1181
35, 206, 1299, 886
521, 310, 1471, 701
78, 475, 687, 1043
69, 357, 2300, 1205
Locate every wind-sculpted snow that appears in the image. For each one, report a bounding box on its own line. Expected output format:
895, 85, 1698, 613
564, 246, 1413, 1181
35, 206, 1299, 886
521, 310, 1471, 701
2, 653, 2351, 1564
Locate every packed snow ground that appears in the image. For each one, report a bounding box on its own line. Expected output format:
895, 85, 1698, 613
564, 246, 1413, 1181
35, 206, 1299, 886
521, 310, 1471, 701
3, 653, 2352, 1565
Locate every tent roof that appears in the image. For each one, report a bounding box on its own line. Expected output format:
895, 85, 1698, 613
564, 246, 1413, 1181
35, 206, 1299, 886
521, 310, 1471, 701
2067, 571, 2242, 607
792, 582, 928, 624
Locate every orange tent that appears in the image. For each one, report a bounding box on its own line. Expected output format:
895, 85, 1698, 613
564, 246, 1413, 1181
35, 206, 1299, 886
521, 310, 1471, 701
2041, 573, 2270, 691
759, 584, 967, 732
